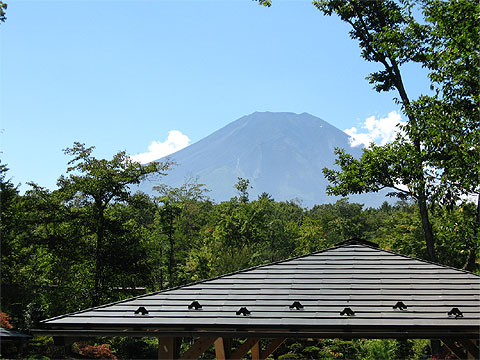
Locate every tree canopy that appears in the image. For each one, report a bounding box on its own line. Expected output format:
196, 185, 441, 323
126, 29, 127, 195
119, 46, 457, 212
57, 142, 171, 305
309, 0, 479, 265
0, 1, 7, 23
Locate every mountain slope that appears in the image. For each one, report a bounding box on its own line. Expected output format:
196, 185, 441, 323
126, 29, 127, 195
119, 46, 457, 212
139, 112, 387, 207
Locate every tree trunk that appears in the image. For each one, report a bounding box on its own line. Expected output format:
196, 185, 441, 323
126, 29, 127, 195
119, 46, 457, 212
418, 192, 437, 262
93, 203, 105, 306
390, 59, 437, 262
464, 249, 477, 272
168, 213, 174, 286
464, 193, 480, 272
348, 3, 438, 263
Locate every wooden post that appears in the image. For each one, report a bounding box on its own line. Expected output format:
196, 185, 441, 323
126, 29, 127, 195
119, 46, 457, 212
158, 337, 181, 360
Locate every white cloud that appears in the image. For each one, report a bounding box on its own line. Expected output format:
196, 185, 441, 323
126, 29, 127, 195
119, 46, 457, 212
345, 111, 405, 147
131, 130, 190, 164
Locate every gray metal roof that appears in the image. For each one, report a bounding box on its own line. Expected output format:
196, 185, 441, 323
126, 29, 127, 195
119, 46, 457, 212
38, 241, 480, 339
0, 327, 32, 339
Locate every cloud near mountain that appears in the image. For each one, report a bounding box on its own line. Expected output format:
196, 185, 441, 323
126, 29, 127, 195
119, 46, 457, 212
131, 130, 190, 164
345, 111, 404, 147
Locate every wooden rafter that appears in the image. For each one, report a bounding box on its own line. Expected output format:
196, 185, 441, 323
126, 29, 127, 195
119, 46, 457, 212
180, 337, 216, 360
230, 338, 260, 360
459, 339, 480, 359
441, 339, 467, 360
251, 342, 260, 360
260, 338, 286, 360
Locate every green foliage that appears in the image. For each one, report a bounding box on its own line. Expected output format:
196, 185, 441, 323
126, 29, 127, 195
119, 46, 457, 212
57, 142, 170, 305
308, 199, 370, 243
58, 142, 169, 206
234, 177, 251, 203
20, 336, 63, 360
107, 337, 158, 359
354, 339, 401, 360
253, 0, 272, 7
0, 1, 6, 23
313, 0, 479, 265
2, 154, 477, 357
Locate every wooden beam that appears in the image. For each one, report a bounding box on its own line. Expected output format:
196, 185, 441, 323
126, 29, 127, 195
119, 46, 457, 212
441, 339, 467, 360
180, 337, 216, 360
459, 339, 480, 360
158, 337, 181, 360
251, 342, 260, 360
230, 338, 260, 360
260, 338, 286, 360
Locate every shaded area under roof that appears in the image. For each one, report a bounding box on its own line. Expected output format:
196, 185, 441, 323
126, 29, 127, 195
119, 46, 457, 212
35, 242, 480, 340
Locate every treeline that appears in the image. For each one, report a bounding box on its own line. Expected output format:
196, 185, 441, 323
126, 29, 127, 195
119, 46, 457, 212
1, 146, 477, 334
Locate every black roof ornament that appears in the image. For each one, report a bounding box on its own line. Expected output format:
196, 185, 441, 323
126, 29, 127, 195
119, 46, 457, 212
393, 301, 408, 311
289, 301, 304, 310
134, 306, 149, 315
188, 301, 202, 310
447, 307, 463, 318
340, 307, 355, 316
236, 307, 251, 316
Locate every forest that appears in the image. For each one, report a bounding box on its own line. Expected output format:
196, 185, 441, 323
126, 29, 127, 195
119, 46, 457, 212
0, 147, 478, 358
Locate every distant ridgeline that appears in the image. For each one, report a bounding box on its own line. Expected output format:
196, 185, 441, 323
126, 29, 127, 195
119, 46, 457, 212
137, 112, 389, 208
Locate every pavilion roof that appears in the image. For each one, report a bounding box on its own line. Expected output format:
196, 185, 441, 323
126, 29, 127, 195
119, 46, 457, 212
37, 239, 480, 339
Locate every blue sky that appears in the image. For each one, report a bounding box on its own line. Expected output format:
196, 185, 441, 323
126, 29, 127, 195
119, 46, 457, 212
1, 0, 429, 191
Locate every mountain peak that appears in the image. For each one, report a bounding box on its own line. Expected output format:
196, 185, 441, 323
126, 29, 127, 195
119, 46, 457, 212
138, 112, 386, 207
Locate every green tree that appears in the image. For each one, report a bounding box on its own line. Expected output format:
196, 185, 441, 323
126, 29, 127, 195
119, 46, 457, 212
156, 197, 181, 287
413, 0, 479, 269
0, 1, 7, 23
1, 171, 90, 329
0, 164, 19, 270
256, 199, 299, 262
234, 177, 251, 203
57, 142, 170, 305
257, 0, 479, 265
308, 199, 370, 244
314, 0, 479, 264
154, 176, 210, 203
153, 178, 213, 287
313, 0, 433, 261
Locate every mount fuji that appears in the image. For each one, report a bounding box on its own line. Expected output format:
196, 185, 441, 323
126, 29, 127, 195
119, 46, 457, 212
138, 112, 388, 208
